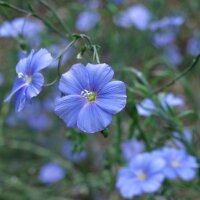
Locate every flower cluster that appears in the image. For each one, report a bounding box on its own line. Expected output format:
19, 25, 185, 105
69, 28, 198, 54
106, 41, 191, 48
116, 143, 199, 199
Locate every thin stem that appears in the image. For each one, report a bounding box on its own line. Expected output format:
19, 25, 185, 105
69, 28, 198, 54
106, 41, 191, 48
153, 54, 200, 94
0, 138, 73, 171
0, 1, 29, 14
39, 0, 71, 35
44, 39, 77, 87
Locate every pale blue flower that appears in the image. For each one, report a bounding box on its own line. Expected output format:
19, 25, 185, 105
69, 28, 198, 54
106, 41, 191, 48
38, 162, 65, 184
0, 17, 44, 46
116, 153, 165, 198
187, 37, 200, 56
164, 45, 183, 66
156, 147, 198, 181
55, 63, 127, 133
76, 11, 100, 32
137, 93, 184, 117
4, 49, 53, 112
121, 139, 145, 161
113, 4, 151, 30
153, 32, 176, 47
149, 16, 184, 31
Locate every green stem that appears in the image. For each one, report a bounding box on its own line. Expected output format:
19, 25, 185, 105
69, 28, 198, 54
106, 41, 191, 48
39, 0, 71, 35
153, 54, 200, 94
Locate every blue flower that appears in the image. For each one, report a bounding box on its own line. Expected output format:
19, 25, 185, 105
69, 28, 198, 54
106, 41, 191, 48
76, 11, 100, 32
164, 45, 183, 66
136, 93, 184, 117
149, 16, 184, 31
4, 49, 53, 112
113, 5, 151, 30
55, 63, 127, 133
116, 153, 165, 198
121, 139, 145, 161
38, 162, 65, 184
0, 17, 44, 39
156, 147, 198, 181
153, 31, 176, 48
61, 140, 87, 162
187, 37, 200, 56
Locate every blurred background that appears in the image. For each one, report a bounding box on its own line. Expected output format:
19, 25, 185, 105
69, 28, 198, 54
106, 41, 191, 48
0, 0, 200, 199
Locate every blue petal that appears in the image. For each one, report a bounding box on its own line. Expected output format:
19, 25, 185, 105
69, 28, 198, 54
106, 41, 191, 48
163, 167, 177, 179
4, 78, 26, 102
26, 73, 44, 99
142, 174, 163, 193
27, 49, 53, 75
55, 95, 86, 128
177, 168, 196, 181
86, 63, 114, 92
14, 87, 27, 112
96, 81, 126, 114
59, 63, 89, 95
77, 103, 112, 133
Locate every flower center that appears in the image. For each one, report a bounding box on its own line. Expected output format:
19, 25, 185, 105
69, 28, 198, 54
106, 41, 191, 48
136, 170, 147, 181
171, 160, 180, 168
18, 73, 32, 85
81, 90, 96, 102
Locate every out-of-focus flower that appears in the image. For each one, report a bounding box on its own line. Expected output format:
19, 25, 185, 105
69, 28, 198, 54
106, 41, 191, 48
136, 93, 184, 117
76, 11, 100, 32
61, 140, 87, 162
187, 37, 200, 56
0, 73, 4, 86
121, 139, 145, 161
49, 40, 73, 68
113, 4, 151, 30
0, 17, 44, 47
159, 93, 184, 108
55, 63, 127, 133
6, 100, 52, 131
164, 45, 183, 66
149, 16, 184, 31
153, 31, 176, 47
172, 129, 193, 150
116, 153, 165, 198
156, 147, 198, 181
38, 162, 65, 184
4, 49, 53, 112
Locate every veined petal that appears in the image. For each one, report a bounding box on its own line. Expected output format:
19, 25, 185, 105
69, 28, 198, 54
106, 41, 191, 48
96, 81, 126, 114
26, 73, 44, 99
28, 49, 53, 74
86, 63, 114, 92
55, 95, 86, 128
59, 63, 89, 95
14, 87, 27, 112
4, 78, 27, 102
77, 103, 112, 133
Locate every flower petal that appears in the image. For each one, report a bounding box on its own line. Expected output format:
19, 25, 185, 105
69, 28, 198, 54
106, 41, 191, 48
59, 63, 89, 95
86, 63, 114, 92
96, 81, 126, 114
142, 174, 163, 193
4, 78, 26, 102
77, 103, 112, 133
177, 168, 196, 181
28, 49, 53, 74
55, 95, 86, 128
26, 73, 44, 99
14, 87, 27, 112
